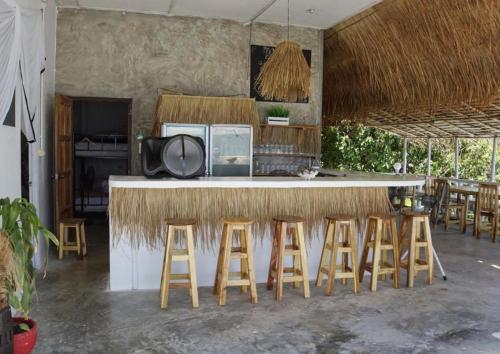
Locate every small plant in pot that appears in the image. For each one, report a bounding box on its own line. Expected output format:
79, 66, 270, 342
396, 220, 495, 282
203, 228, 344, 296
266, 105, 290, 119
0, 198, 58, 354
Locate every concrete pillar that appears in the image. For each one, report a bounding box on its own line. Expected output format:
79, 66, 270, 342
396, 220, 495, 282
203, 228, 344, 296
491, 137, 497, 182
426, 138, 432, 177
403, 138, 408, 174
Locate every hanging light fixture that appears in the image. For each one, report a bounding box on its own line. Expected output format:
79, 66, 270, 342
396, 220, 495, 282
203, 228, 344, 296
256, 0, 311, 102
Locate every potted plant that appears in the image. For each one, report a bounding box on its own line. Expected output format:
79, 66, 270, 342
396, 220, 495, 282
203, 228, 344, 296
266, 105, 290, 125
0, 198, 58, 354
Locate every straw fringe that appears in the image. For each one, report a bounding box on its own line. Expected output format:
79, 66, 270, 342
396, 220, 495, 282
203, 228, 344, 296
152, 95, 261, 140
109, 187, 391, 250
323, 0, 500, 121
256, 41, 311, 102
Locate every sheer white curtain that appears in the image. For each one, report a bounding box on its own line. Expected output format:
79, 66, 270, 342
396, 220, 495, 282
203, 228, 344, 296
0, 0, 45, 142
0, 0, 21, 126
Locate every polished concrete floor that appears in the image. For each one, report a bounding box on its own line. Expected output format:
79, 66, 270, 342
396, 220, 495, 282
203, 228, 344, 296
32, 216, 500, 354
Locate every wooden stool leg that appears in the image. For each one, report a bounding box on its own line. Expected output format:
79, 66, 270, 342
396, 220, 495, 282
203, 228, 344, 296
75, 226, 81, 257
390, 218, 400, 289
316, 220, 334, 287
341, 224, 348, 286
415, 220, 422, 278
213, 223, 228, 295
245, 224, 258, 304
359, 219, 373, 283
275, 222, 287, 301
186, 225, 199, 308
267, 222, 279, 290
296, 222, 310, 299
240, 229, 248, 293
219, 225, 233, 306
64, 227, 69, 256
423, 219, 434, 285
349, 220, 360, 294
160, 225, 174, 309
325, 221, 339, 296
291, 227, 300, 288
80, 224, 87, 257
370, 220, 383, 292
380, 222, 387, 281
407, 218, 417, 288
58, 223, 64, 260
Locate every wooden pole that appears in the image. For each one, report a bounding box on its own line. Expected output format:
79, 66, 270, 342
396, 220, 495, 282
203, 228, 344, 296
403, 138, 408, 174
426, 138, 432, 177
491, 136, 497, 182
454, 138, 460, 179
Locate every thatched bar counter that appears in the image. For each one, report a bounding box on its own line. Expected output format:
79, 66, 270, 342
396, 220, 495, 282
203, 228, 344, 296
108, 174, 424, 290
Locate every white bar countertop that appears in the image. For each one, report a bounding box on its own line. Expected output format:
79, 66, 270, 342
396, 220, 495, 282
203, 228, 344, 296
109, 171, 424, 189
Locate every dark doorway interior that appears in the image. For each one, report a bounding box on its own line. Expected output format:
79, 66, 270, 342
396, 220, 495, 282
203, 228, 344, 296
71, 98, 131, 259
21, 132, 29, 200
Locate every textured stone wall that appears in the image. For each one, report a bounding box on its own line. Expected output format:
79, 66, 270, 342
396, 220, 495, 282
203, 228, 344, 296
56, 9, 322, 173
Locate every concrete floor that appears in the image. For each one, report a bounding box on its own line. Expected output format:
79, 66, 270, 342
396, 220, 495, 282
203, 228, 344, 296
31, 217, 500, 354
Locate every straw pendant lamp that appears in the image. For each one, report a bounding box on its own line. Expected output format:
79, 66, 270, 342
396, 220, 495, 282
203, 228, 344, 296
256, 0, 311, 102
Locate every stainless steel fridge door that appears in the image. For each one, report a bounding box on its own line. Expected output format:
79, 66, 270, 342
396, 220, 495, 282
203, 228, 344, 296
163, 123, 209, 176
209, 124, 253, 176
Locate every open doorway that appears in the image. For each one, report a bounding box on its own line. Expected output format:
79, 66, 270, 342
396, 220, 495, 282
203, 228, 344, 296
54, 95, 131, 263
72, 98, 131, 251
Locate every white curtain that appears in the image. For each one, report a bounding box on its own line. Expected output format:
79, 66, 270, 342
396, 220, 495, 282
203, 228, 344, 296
0, 0, 45, 142
0, 0, 21, 126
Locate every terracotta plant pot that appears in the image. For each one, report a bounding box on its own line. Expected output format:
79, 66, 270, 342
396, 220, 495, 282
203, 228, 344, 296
13, 318, 37, 354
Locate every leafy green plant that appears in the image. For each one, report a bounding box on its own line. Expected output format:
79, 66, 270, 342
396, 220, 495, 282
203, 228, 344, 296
0, 198, 58, 319
266, 105, 290, 117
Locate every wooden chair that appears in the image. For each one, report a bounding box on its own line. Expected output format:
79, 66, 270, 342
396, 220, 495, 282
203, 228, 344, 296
213, 218, 257, 305
267, 216, 310, 301
399, 211, 434, 287
58, 218, 87, 260
316, 215, 359, 295
359, 214, 400, 291
474, 182, 500, 242
160, 219, 198, 309
431, 178, 466, 233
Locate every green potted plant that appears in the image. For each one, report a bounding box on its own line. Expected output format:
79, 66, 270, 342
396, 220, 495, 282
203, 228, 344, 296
266, 105, 290, 118
0, 198, 58, 354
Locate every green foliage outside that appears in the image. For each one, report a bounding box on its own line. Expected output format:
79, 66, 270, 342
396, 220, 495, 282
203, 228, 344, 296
321, 121, 497, 181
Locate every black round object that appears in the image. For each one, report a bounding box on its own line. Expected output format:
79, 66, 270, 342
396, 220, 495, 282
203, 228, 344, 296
162, 134, 205, 179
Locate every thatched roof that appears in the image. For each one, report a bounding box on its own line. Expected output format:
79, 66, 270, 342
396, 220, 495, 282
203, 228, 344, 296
323, 0, 500, 137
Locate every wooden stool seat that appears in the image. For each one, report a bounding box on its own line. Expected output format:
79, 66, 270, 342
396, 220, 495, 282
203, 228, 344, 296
316, 216, 359, 295
325, 214, 356, 221
272, 215, 305, 223
359, 214, 400, 291
268, 216, 310, 301
213, 218, 257, 305
400, 210, 430, 217
368, 213, 398, 220
60, 217, 85, 226
399, 213, 434, 287
165, 218, 197, 226
160, 219, 198, 309
58, 218, 87, 260
222, 217, 254, 225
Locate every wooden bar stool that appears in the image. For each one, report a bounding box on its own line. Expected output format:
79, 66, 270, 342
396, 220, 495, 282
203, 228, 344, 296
58, 218, 87, 260
267, 216, 310, 301
399, 211, 434, 287
213, 218, 257, 306
359, 213, 400, 291
316, 215, 360, 295
160, 218, 198, 309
